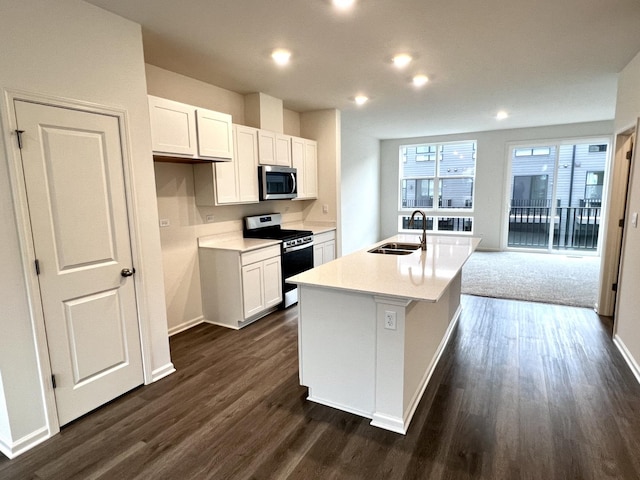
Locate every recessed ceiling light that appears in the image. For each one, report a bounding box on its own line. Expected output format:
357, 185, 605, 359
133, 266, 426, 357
271, 49, 291, 66
354, 95, 369, 105
332, 0, 355, 10
392, 53, 412, 69
496, 110, 509, 120
412, 74, 429, 87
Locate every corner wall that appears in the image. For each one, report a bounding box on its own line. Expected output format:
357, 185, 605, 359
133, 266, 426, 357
0, 0, 172, 457
613, 49, 640, 378
341, 126, 380, 255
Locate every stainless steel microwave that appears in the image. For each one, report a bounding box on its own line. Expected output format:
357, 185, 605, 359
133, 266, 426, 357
259, 165, 297, 200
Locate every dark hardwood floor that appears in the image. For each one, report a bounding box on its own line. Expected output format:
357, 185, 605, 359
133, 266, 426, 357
3, 295, 640, 479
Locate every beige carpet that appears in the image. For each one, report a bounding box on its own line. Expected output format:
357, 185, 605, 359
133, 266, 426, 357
461, 251, 600, 308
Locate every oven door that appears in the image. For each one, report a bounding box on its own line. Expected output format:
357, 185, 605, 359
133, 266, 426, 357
282, 242, 313, 307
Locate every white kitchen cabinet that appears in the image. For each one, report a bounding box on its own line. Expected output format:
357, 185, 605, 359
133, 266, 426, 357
313, 230, 336, 267
196, 108, 234, 160
292, 137, 318, 199
148, 95, 197, 157
199, 244, 282, 329
148, 95, 233, 161
258, 130, 292, 166
194, 124, 259, 206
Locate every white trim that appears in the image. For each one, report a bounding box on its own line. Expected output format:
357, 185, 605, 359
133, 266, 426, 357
168, 316, 205, 336
0, 426, 49, 460
613, 335, 640, 385
151, 363, 177, 383
370, 412, 406, 434
306, 393, 373, 420
1, 89, 155, 439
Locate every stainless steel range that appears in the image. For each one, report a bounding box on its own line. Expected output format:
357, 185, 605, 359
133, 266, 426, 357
243, 213, 314, 308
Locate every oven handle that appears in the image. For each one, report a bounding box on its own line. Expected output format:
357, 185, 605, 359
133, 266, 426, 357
283, 241, 313, 253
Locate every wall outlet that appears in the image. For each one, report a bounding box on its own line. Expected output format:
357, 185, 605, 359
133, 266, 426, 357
384, 311, 397, 330
206, 214, 215, 223
159, 218, 170, 227
322, 204, 329, 214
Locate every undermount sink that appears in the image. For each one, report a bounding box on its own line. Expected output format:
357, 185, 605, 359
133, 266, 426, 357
368, 242, 421, 255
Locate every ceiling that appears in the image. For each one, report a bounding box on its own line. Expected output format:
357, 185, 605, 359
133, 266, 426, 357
85, 0, 640, 140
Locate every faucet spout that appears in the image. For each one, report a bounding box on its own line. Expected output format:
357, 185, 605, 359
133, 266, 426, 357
408, 209, 427, 250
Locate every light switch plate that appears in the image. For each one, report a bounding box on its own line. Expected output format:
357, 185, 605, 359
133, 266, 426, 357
632, 212, 638, 228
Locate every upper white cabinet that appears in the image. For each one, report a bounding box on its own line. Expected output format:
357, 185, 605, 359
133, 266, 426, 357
292, 137, 318, 199
196, 109, 234, 160
258, 130, 292, 166
148, 95, 233, 161
194, 124, 259, 206
148, 95, 197, 157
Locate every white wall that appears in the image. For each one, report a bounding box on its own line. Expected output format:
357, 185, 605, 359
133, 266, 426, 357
613, 49, 640, 376
341, 126, 380, 255
0, 0, 172, 457
380, 121, 613, 250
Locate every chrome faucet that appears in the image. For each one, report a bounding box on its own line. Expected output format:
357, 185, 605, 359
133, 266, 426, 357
408, 210, 427, 250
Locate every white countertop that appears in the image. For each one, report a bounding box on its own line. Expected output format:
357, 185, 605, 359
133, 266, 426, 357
198, 234, 280, 252
288, 234, 481, 302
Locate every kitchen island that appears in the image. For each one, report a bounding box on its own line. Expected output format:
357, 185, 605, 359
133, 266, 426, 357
288, 234, 481, 434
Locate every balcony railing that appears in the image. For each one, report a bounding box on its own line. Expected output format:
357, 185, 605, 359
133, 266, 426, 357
508, 204, 600, 250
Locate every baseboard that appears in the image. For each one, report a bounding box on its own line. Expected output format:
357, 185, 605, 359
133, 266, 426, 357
306, 393, 372, 421
0, 426, 49, 459
150, 362, 176, 383
613, 334, 640, 385
168, 316, 205, 336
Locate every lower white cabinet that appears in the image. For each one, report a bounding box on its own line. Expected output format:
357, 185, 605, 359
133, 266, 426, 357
313, 230, 336, 267
199, 244, 282, 329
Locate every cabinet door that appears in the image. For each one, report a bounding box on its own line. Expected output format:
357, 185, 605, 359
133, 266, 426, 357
236, 125, 260, 203
313, 243, 324, 267
213, 127, 242, 204
263, 256, 282, 308
304, 140, 318, 198
242, 262, 265, 319
291, 137, 306, 198
258, 130, 276, 165
148, 96, 197, 157
196, 108, 233, 160
275, 134, 292, 166
323, 240, 336, 263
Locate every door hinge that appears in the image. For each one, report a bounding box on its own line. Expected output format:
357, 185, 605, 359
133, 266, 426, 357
15, 129, 25, 149
35, 259, 40, 275
627, 150, 633, 160
51, 375, 57, 389
612, 283, 618, 292
619, 218, 625, 228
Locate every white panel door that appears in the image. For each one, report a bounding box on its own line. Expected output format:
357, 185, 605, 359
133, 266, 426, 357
14, 100, 143, 426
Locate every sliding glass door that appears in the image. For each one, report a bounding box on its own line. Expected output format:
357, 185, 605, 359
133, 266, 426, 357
506, 139, 609, 252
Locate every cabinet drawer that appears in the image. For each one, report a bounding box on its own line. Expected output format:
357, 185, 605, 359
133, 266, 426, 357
314, 231, 336, 244
241, 245, 281, 266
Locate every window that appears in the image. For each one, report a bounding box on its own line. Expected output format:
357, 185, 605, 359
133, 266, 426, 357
588, 144, 607, 153
514, 147, 551, 157
584, 170, 604, 203
511, 175, 549, 206
399, 140, 476, 234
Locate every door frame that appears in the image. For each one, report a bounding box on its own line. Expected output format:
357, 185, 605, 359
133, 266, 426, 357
501, 135, 613, 254
1, 89, 154, 435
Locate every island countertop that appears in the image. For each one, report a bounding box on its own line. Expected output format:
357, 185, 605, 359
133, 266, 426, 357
288, 234, 481, 302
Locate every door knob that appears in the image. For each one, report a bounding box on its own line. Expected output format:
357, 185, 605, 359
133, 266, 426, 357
121, 268, 135, 277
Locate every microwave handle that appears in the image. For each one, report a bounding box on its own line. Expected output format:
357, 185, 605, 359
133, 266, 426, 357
290, 172, 296, 194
